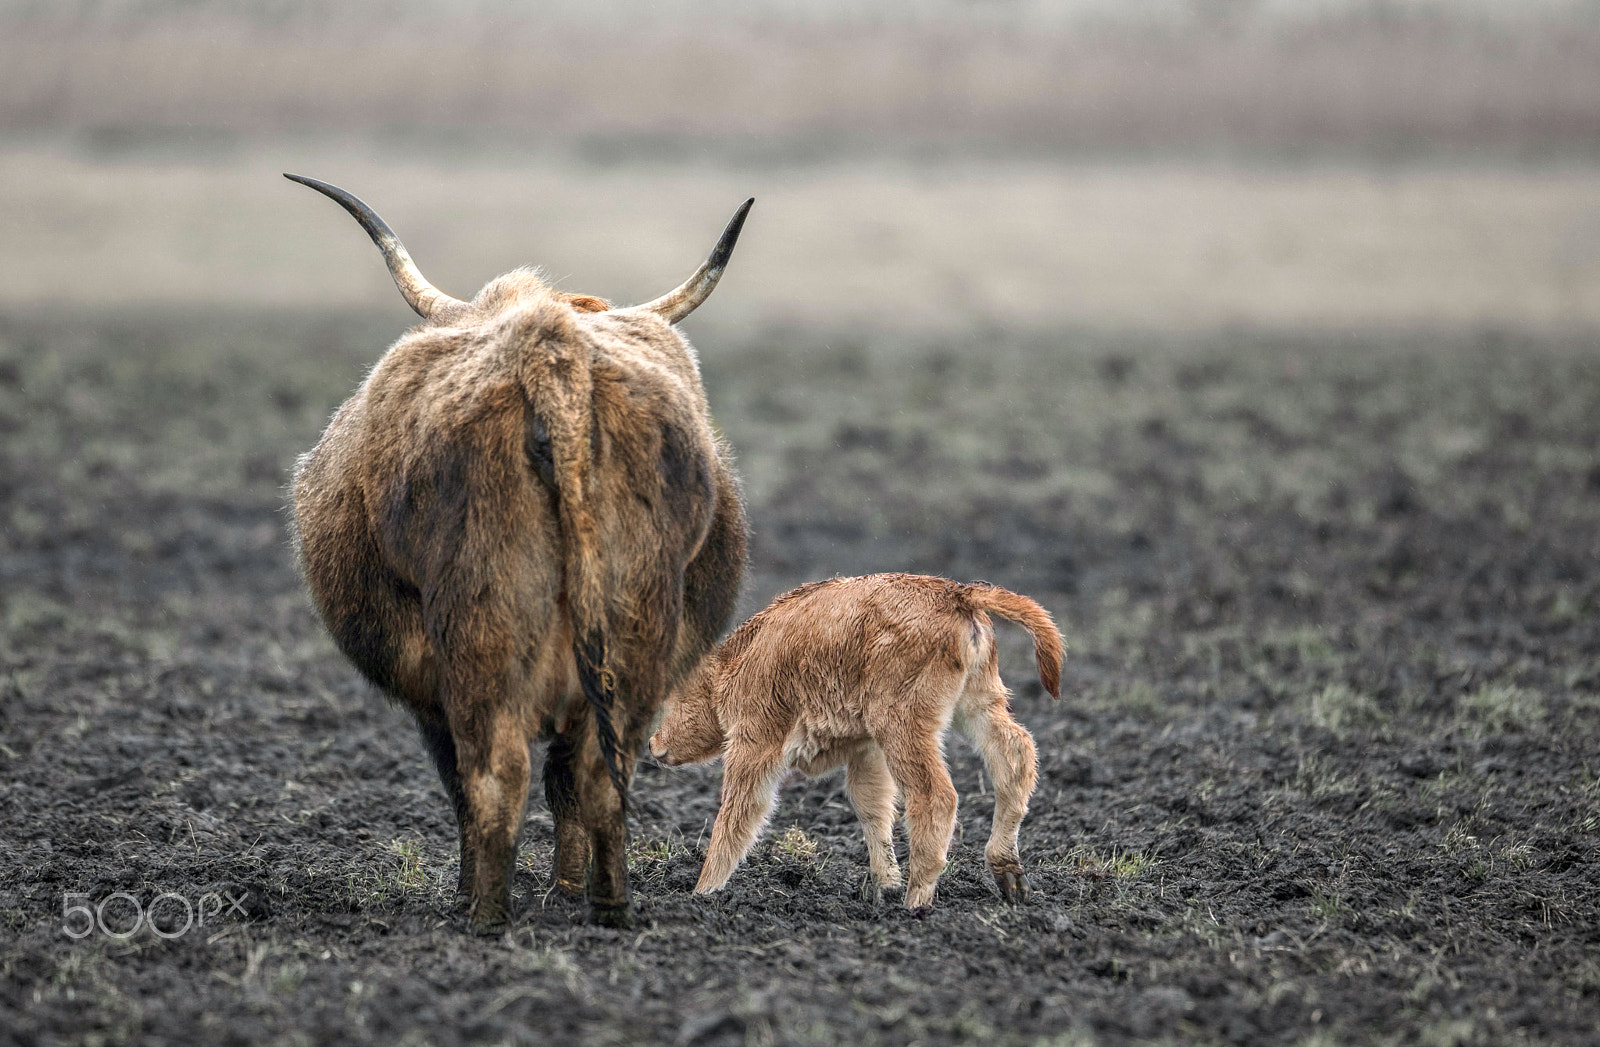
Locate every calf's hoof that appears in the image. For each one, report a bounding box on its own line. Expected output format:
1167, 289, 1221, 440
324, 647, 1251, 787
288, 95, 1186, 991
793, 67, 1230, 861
993, 867, 1029, 904
907, 904, 935, 919
590, 902, 633, 929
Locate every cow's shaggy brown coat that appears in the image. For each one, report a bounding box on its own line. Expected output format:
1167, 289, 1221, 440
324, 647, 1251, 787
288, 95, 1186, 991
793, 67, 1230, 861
286, 176, 751, 930
649, 573, 1063, 910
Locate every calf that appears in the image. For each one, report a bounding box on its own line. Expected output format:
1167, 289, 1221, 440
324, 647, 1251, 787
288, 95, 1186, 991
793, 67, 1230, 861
649, 573, 1063, 910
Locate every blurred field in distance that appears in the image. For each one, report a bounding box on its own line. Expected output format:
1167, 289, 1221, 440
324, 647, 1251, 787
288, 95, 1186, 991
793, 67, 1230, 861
3, 0, 1599, 332
3, 145, 1599, 333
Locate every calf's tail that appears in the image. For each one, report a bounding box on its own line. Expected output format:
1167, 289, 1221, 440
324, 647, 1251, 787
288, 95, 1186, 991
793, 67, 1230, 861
965, 584, 1064, 699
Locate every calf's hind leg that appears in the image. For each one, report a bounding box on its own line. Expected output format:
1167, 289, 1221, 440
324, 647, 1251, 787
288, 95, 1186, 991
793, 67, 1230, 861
880, 733, 959, 911
960, 683, 1038, 903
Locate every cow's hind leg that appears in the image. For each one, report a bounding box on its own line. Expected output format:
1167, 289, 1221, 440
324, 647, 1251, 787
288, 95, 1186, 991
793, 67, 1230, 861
543, 728, 590, 897
447, 694, 534, 933
570, 720, 635, 926
415, 708, 475, 900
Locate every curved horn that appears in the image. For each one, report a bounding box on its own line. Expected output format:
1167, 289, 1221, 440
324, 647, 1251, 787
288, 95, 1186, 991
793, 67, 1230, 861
285, 173, 466, 320
626, 198, 754, 323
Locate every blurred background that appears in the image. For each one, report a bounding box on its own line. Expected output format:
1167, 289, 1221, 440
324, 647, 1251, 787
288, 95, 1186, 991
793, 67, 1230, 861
4, 0, 1600, 336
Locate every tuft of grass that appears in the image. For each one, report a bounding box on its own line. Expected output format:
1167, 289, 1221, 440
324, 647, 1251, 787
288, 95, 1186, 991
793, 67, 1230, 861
775, 825, 821, 863
1456, 684, 1546, 735
340, 839, 434, 907
1438, 822, 1480, 857
1066, 845, 1156, 881
1291, 753, 1349, 802
626, 839, 674, 886
1302, 682, 1385, 734
1309, 888, 1346, 923
1500, 841, 1536, 871
1260, 625, 1340, 672
385, 839, 428, 893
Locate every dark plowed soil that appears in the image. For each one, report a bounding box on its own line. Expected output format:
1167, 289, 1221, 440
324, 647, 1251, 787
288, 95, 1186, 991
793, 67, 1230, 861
1, 311, 1597, 1046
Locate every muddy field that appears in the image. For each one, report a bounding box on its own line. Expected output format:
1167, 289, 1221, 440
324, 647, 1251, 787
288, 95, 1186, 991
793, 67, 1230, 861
0, 306, 1596, 1045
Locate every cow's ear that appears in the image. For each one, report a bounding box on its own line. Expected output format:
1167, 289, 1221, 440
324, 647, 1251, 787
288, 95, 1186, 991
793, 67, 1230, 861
561, 294, 611, 313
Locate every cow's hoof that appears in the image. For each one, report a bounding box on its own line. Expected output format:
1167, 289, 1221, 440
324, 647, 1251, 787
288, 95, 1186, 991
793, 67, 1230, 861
907, 904, 934, 920
591, 902, 633, 929
468, 896, 511, 934
470, 913, 510, 936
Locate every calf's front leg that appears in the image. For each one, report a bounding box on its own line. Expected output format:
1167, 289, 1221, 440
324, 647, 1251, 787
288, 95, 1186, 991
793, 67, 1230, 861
696, 745, 786, 893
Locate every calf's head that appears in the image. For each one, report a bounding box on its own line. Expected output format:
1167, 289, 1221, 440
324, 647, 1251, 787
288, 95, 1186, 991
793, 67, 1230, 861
648, 668, 725, 767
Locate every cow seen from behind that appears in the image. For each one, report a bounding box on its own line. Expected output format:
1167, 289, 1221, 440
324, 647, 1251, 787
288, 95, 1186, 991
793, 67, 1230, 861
285, 174, 752, 931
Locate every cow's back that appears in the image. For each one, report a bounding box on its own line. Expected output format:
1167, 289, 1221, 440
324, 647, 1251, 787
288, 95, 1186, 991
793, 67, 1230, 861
292, 298, 745, 719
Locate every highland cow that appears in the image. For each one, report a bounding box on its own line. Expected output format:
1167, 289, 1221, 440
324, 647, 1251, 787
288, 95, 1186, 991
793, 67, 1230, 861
649, 573, 1063, 911
285, 174, 752, 931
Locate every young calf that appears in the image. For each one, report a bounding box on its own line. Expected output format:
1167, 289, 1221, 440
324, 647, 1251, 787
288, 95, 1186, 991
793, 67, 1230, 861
649, 573, 1063, 910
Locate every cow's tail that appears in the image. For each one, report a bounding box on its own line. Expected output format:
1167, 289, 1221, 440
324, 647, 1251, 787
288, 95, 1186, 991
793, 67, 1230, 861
524, 311, 628, 800
964, 584, 1064, 699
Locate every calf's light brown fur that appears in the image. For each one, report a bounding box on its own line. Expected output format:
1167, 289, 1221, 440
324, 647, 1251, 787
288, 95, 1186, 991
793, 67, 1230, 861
649, 573, 1063, 909
286, 175, 752, 931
